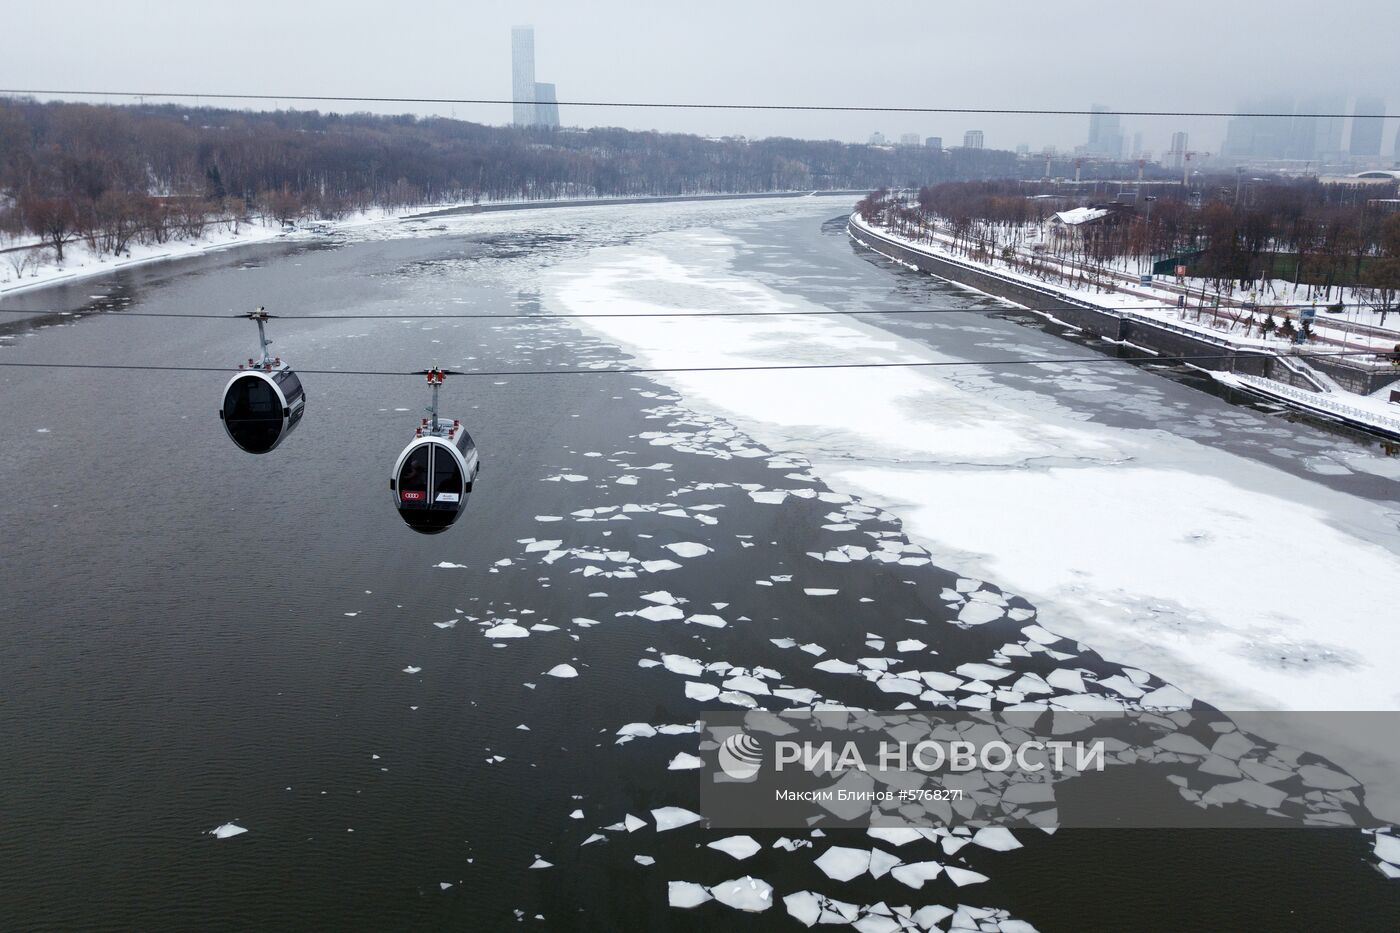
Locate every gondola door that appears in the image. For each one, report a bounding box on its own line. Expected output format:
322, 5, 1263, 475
430, 445, 464, 510
397, 444, 431, 510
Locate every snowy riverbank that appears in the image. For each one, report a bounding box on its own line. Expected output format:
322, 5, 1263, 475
0, 199, 490, 299
850, 212, 1400, 438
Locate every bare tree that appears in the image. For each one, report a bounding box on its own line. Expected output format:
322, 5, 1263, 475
22, 195, 78, 263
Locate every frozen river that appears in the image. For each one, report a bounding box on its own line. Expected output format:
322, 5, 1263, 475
1, 197, 1398, 930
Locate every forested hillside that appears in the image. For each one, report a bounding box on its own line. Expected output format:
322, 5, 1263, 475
0, 98, 1019, 262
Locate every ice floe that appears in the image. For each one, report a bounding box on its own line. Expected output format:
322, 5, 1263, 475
651, 806, 703, 831
668, 881, 711, 908
813, 846, 871, 882
710, 876, 772, 912
707, 835, 761, 860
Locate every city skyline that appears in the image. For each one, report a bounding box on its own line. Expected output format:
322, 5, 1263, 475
4, 2, 1399, 159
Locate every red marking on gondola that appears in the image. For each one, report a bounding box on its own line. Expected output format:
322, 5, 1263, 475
401, 490, 425, 501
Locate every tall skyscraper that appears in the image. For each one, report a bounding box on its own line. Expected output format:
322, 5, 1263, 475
511, 26, 560, 129
1350, 96, 1386, 157
511, 26, 537, 127
1222, 98, 1294, 160
1086, 104, 1123, 158
924, 136, 943, 150
963, 130, 984, 149
1168, 131, 1188, 170
1296, 94, 1345, 160
534, 83, 559, 130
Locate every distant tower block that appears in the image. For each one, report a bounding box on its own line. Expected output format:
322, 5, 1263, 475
535, 83, 559, 129
963, 129, 984, 149
511, 26, 537, 126
1350, 96, 1385, 157
1169, 131, 1189, 169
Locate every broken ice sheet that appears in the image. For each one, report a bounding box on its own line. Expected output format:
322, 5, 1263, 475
636, 604, 685, 622
662, 654, 704, 676
545, 664, 579, 678
890, 861, 943, 890
685, 682, 721, 701
813, 846, 870, 882
710, 876, 772, 912
665, 542, 712, 558
651, 806, 703, 831
667, 881, 711, 909
944, 865, 990, 886
708, 835, 761, 860
208, 823, 247, 839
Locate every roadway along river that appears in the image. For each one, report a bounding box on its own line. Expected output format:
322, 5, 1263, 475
1, 197, 1398, 931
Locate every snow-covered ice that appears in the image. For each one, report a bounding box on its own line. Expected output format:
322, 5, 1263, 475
707, 835, 761, 860
813, 846, 871, 882
651, 806, 703, 831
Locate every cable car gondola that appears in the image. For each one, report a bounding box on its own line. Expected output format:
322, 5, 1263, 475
219, 308, 306, 454
390, 368, 480, 534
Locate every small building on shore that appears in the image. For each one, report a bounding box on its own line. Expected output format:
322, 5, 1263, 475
1048, 206, 1111, 228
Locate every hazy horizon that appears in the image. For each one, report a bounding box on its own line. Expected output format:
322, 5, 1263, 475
5, 0, 1400, 157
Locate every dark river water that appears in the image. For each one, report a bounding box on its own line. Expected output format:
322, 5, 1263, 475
1, 199, 1397, 931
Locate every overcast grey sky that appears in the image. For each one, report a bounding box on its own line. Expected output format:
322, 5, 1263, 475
5, 0, 1399, 156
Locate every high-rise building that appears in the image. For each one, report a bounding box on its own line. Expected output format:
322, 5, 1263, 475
899, 132, 920, 147
963, 130, 984, 149
534, 83, 559, 130
1222, 98, 1293, 160
1296, 94, 1346, 160
1350, 96, 1386, 157
1086, 104, 1123, 158
1131, 132, 1143, 159
924, 136, 943, 150
1225, 96, 1349, 162
1168, 131, 1188, 169
511, 26, 559, 128
511, 26, 537, 127
868, 131, 886, 145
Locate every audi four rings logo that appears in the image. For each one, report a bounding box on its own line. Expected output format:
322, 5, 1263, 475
718, 732, 763, 780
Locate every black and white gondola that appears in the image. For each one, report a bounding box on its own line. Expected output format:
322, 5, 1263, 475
390, 368, 480, 534
219, 308, 306, 454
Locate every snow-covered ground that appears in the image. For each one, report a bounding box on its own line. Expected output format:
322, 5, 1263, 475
538, 217, 1400, 817
882, 211, 1400, 341
0, 199, 484, 298
851, 213, 1400, 438
852, 212, 1400, 352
